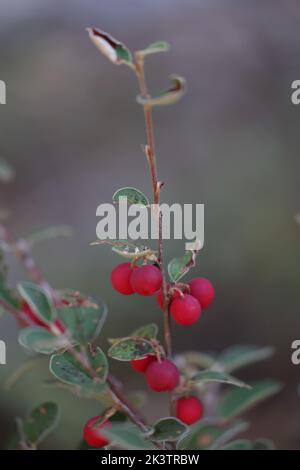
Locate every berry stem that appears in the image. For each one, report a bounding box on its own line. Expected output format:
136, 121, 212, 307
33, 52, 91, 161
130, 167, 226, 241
134, 55, 174, 416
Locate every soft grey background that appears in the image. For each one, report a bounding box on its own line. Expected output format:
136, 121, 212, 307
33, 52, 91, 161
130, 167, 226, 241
0, 0, 300, 449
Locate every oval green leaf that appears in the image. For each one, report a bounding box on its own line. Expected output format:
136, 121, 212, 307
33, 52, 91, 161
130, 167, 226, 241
150, 418, 188, 442
108, 337, 155, 361
217, 380, 282, 420
17, 282, 56, 324
113, 187, 149, 206
23, 402, 60, 446
131, 323, 158, 340
58, 299, 107, 344
178, 421, 248, 450
137, 41, 170, 57
18, 327, 67, 354
49, 348, 108, 392
217, 345, 274, 373
191, 370, 250, 389
101, 423, 155, 450
168, 251, 195, 282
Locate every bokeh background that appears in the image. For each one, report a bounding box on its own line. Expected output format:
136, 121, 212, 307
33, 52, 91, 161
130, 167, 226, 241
0, 0, 300, 449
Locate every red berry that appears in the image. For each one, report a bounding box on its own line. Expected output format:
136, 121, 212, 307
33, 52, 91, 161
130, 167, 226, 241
145, 359, 180, 392
188, 278, 215, 309
170, 294, 201, 326
156, 285, 180, 310
130, 355, 156, 373
83, 416, 111, 448
130, 265, 162, 296
110, 262, 134, 295
176, 396, 204, 425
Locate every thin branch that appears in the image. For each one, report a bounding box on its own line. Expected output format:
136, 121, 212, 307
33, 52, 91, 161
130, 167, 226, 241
134, 54, 174, 416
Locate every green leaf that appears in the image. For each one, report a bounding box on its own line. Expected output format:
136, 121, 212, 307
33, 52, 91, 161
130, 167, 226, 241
18, 327, 68, 354
131, 323, 158, 340
0, 158, 14, 183
87, 28, 133, 66
91, 240, 156, 261
137, 41, 170, 57
218, 345, 274, 373
49, 348, 108, 395
150, 418, 188, 442
17, 282, 56, 324
137, 75, 186, 107
168, 250, 196, 282
252, 438, 275, 450
191, 370, 250, 389
101, 423, 155, 450
113, 187, 149, 206
108, 337, 155, 361
182, 351, 216, 369
177, 421, 248, 450
58, 300, 107, 344
23, 402, 60, 446
217, 381, 282, 420
222, 439, 252, 450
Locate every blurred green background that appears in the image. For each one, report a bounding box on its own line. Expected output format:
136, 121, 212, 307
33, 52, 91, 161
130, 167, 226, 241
1, 0, 300, 449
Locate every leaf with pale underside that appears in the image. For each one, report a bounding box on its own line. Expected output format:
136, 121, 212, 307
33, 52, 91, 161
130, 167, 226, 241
17, 282, 56, 324
18, 327, 68, 355
137, 75, 186, 107
87, 28, 132, 66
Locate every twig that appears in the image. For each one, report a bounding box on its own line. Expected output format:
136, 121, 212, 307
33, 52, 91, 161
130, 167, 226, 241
135, 54, 174, 416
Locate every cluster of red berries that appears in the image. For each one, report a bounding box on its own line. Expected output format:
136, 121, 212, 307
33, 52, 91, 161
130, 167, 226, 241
111, 262, 215, 326
83, 262, 211, 447
111, 262, 163, 296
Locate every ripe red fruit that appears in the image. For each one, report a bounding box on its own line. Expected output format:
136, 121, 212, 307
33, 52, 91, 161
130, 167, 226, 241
188, 278, 215, 309
130, 265, 162, 296
170, 294, 201, 326
176, 396, 204, 425
130, 355, 156, 373
83, 416, 111, 448
145, 359, 180, 392
156, 285, 180, 310
110, 262, 134, 295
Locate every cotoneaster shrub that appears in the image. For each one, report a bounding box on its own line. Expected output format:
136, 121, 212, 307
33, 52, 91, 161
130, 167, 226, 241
0, 28, 282, 451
